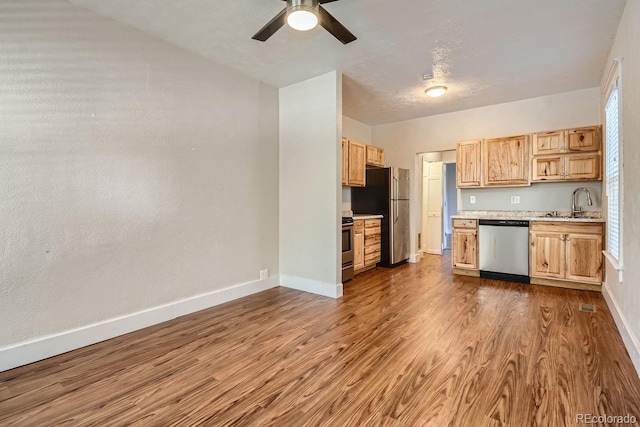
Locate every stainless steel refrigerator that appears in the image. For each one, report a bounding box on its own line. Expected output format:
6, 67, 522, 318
351, 167, 410, 267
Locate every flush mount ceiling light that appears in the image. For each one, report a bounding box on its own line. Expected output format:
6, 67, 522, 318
252, 0, 357, 44
425, 86, 448, 98
287, 1, 319, 31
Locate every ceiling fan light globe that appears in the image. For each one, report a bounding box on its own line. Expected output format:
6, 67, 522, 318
287, 9, 318, 31
425, 86, 447, 98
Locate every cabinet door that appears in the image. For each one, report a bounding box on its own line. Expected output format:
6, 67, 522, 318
531, 155, 565, 182
567, 127, 600, 152
354, 229, 365, 271
342, 138, 349, 186
456, 140, 481, 187
565, 153, 601, 180
530, 231, 565, 279
483, 135, 530, 186
348, 141, 366, 187
565, 233, 603, 283
366, 146, 384, 167
533, 130, 566, 156
452, 228, 477, 269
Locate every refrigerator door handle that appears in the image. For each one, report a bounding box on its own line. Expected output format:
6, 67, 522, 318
393, 176, 398, 200
394, 200, 398, 224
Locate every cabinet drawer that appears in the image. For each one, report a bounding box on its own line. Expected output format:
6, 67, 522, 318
354, 220, 364, 230
364, 233, 381, 246
452, 219, 477, 229
364, 246, 380, 255
364, 226, 381, 236
530, 221, 603, 235
364, 219, 381, 228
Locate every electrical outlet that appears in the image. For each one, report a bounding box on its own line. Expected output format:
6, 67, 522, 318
260, 269, 269, 280
470, 195, 476, 204
511, 196, 520, 204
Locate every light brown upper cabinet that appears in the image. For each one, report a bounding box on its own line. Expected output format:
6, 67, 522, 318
342, 139, 366, 187
482, 135, 530, 186
532, 130, 565, 156
456, 140, 482, 187
533, 153, 601, 182
567, 127, 601, 152
366, 145, 385, 167
531, 126, 601, 182
532, 126, 601, 155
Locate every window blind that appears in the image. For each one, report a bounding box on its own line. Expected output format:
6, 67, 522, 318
605, 87, 620, 262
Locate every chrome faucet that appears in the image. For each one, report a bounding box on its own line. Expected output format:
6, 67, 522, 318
571, 187, 593, 217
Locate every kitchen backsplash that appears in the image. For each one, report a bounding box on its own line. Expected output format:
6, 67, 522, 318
460, 181, 602, 212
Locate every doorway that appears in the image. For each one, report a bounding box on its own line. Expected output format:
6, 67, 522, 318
421, 151, 457, 255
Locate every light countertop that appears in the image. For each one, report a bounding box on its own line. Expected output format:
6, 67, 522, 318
353, 214, 384, 220
452, 210, 605, 223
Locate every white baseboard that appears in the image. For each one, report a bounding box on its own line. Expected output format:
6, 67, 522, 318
602, 282, 640, 378
0, 276, 279, 373
409, 251, 423, 263
280, 275, 343, 298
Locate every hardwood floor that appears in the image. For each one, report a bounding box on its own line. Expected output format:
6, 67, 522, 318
2, 254, 639, 426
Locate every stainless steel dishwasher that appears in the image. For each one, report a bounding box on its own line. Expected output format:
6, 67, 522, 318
479, 219, 530, 283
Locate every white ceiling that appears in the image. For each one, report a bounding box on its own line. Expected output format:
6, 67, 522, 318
67, 0, 626, 125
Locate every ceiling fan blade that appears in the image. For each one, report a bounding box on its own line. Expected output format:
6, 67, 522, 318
319, 0, 341, 3
252, 8, 287, 41
317, 5, 357, 45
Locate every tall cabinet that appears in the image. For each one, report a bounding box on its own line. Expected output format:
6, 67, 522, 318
456, 140, 482, 187
342, 138, 366, 187
482, 135, 530, 186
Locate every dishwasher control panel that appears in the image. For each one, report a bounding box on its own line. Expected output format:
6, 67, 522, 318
478, 219, 529, 227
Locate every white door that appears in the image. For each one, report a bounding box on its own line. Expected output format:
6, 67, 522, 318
422, 160, 443, 255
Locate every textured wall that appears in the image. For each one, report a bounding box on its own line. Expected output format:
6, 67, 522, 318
0, 1, 279, 348
372, 88, 601, 258
279, 71, 341, 290
601, 0, 640, 373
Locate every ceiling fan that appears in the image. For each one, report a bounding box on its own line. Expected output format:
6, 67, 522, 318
252, 0, 357, 45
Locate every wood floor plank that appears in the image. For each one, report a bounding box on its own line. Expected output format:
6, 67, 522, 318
1, 253, 639, 426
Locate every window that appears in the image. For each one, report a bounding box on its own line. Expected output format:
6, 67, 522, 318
605, 86, 620, 262
603, 58, 623, 280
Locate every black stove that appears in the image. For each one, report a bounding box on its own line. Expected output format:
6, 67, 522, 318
342, 217, 354, 225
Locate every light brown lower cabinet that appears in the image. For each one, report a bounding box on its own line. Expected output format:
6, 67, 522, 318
354, 220, 365, 271
355, 218, 381, 274
529, 222, 603, 284
452, 219, 478, 271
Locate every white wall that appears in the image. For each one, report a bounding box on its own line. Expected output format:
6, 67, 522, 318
343, 116, 372, 145
372, 88, 601, 259
0, 0, 280, 369
279, 72, 342, 298
600, 0, 640, 376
